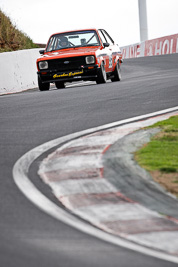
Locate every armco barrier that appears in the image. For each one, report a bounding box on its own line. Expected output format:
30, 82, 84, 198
121, 33, 178, 59
0, 48, 40, 95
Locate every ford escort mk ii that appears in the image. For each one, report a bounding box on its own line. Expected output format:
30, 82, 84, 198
36, 29, 123, 91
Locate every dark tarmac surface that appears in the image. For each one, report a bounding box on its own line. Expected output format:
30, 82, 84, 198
0, 54, 178, 267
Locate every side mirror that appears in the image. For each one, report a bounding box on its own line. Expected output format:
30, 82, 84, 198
103, 42, 110, 48
39, 50, 45, 55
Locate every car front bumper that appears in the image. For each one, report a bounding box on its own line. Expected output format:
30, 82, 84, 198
38, 65, 99, 83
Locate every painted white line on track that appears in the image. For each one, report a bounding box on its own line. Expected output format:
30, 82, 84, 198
13, 106, 178, 264
127, 231, 178, 254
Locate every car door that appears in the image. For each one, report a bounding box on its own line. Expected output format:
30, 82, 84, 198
98, 29, 114, 73
98, 29, 111, 73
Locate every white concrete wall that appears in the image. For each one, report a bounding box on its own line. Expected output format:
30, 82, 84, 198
0, 48, 40, 95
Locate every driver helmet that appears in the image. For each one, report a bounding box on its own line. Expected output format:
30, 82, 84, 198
59, 36, 68, 47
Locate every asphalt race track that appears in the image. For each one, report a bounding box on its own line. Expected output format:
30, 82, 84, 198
1, 53, 178, 267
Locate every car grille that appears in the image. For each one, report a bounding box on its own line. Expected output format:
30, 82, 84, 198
48, 56, 86, 71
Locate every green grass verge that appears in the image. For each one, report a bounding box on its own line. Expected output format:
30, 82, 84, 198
135, 116, 178, 173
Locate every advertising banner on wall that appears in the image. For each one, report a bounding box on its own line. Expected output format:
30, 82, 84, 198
121, 33, 178, 59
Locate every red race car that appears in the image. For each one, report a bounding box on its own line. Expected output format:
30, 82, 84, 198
36, 29, 123, 91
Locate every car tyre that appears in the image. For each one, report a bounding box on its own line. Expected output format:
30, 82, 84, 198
96, 62, 107, 84
111, 61, 121, 82
38, 76, 50, 91
55, 81, 65, 89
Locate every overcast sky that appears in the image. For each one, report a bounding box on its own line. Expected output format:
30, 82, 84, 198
0, 0, 178, 47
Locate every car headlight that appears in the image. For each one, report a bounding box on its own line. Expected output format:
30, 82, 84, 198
39, 61, 48, 70
85, 56, 95, 64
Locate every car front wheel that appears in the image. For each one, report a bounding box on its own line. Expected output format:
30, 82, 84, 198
38, 76, 50, 91
96, 62, 107, 84
111, 61, 121, 82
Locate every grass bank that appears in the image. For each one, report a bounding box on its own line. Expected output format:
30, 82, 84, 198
135, 115, 178, 197
0, 9, 38, 52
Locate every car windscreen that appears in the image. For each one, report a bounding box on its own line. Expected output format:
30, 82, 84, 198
46, 30, 100, 52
